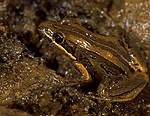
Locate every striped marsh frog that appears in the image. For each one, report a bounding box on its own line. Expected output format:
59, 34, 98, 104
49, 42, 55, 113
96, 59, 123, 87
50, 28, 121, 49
38, 18, 149, 102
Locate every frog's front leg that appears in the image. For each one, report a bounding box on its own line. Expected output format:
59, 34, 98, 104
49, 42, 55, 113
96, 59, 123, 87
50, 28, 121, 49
97, 73, 149, 102
56, 55, 91, 86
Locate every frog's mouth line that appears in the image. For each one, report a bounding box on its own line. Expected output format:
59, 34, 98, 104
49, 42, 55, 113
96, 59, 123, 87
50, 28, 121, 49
59, 41, 77, 60
52, 40, 76, 61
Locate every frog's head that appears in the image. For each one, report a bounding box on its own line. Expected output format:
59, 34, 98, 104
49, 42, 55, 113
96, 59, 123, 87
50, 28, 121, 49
38, 18, 82, 43
38, 21, 63, 43
38, 19, 81, 60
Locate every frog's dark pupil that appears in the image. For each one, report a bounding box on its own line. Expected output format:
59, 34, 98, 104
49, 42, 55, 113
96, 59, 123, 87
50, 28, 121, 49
53, 32, 64, 44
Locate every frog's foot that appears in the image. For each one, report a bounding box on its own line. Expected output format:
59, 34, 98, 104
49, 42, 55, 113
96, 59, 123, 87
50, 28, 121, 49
97, 73, 149, 102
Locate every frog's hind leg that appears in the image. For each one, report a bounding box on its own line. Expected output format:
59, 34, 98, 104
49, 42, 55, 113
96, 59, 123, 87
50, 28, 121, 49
97, 73, 149, 102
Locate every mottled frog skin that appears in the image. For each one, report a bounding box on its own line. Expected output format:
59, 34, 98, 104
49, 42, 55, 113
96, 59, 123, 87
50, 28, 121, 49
38, 18, 149, 102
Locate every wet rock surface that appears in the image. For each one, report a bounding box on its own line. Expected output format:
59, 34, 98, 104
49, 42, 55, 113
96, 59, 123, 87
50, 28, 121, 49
0, 0, 150, 115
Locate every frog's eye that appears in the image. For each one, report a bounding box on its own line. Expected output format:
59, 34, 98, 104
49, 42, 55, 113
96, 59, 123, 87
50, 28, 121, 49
53, 32, 64, 44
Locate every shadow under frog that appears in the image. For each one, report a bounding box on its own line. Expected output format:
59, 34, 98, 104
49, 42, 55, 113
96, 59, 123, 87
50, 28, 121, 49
38, 18, 149, 102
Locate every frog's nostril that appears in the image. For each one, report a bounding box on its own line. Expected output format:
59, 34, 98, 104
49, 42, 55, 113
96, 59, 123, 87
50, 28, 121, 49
38, 26, 45, 30
44, 27, 48, 31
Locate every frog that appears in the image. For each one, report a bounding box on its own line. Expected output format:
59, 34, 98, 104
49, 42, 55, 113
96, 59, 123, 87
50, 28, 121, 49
38, 18, 149, 102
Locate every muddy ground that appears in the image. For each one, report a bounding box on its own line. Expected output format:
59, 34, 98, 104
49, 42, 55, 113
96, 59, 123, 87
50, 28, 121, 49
0, 0, 150, 115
